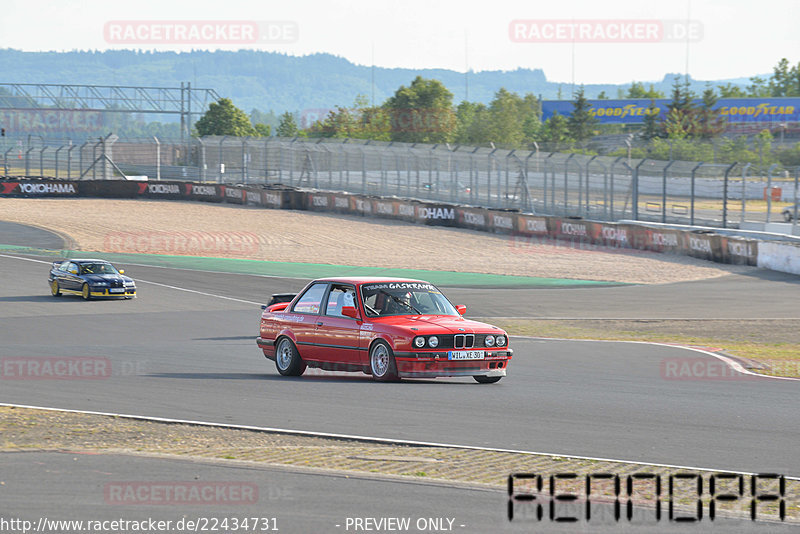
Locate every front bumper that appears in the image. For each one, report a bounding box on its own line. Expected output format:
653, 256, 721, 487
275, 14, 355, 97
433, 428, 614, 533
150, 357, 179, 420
89, 287, 136, 298
395, 349, 512, 378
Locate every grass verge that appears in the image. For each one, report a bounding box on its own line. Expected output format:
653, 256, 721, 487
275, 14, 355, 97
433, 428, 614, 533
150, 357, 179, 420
492, 319, 800, 378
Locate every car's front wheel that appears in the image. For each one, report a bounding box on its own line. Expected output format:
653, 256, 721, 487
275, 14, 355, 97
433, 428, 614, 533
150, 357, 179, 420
275, 337, 306, 376
370, 341, 399, 381
50, 279, 61, 297
474, 375, 502, 384
784, 211, 793, 222
81, 283, 92, 301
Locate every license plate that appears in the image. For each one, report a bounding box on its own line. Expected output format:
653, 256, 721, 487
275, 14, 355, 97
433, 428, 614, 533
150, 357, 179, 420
448, 350, 485, 360
109, 288, 125, 293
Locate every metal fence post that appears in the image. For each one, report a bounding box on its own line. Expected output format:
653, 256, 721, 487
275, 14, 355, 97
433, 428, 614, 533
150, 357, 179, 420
242, 138, 248, 184
564, 154, 575, 216
765, 163, 778, 224
153, 136, 161, 180
690, 162, 703, 226
793, 167, 799, 235
218, 136, 228, 183
740, 163, 751, 226
67, 142, 75, 179
722, 162, 738, 228
197, 137, 206, 182
54, 145, 64, 178
633, 159, 646, 220
662, 160, 675, 223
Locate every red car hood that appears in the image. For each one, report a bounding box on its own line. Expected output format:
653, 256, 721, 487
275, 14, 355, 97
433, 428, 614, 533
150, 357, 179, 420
372, 315, 501, 334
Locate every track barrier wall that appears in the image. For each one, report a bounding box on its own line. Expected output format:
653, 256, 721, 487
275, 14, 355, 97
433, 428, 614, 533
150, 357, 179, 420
1, 178, 783, 272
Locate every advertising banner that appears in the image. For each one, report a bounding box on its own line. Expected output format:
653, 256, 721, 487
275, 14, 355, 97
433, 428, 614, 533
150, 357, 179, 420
0, 180, 79, 197
542, 97, 800, 125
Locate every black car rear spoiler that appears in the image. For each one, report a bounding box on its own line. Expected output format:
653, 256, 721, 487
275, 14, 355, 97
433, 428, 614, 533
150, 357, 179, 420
261, 293, 297, 310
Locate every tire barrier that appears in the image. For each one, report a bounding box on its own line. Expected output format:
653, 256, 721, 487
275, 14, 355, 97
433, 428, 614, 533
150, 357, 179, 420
0, 178, 778, 272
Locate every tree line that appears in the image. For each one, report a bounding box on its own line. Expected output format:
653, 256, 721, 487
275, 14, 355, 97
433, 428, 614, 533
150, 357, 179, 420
194, 57, 800, 167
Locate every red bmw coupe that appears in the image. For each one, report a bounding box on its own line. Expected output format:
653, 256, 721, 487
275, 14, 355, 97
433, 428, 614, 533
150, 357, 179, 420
256, 277, 512, 383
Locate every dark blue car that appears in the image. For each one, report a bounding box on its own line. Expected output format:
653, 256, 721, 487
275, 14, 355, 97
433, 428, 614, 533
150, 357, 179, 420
49, 259, 136, 300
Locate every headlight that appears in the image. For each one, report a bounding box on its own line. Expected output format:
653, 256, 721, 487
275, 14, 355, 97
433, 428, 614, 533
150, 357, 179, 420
495, 335, 506, 347
124, 282, 135, 287
414, 337, 426, 348
92, 282, 109, 287
428, 336, 439, 348
484, 335, 495, 347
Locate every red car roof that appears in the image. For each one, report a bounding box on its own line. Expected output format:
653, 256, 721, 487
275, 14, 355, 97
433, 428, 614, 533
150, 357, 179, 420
313, 276, 430, 285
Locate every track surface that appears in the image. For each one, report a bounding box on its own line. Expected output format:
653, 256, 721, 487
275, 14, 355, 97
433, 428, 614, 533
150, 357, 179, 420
2, 451, 790, 533
1, 253, 798, 479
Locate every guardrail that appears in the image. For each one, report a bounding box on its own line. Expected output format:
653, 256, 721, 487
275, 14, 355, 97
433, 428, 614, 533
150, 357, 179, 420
6, 177, 800, 275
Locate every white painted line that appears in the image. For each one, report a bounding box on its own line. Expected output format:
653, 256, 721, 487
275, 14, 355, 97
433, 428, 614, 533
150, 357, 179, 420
134, 278, 262, 306
2, 402, 797, 481
512, 335, 800, 382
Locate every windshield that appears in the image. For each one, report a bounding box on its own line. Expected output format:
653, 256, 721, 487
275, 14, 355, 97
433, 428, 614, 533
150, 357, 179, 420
80, 263, 119, 275
360, 282, 458, 317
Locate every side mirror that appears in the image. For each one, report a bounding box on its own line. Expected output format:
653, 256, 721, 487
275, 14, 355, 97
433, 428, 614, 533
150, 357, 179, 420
455, 305, 467, 315
118, 269, 125, 274
341, 306, 359, 319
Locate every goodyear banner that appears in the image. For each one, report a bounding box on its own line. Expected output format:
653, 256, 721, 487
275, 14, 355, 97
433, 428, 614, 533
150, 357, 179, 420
541, 98, 800, 124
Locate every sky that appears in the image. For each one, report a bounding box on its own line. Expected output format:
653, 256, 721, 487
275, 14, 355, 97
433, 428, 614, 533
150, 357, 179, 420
1, 0, 798, 84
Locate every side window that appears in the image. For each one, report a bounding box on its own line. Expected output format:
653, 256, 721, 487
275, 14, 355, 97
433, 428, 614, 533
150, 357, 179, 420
292, 283, 327, 314
325, 285, 356, 317
68, 262, 78, 273
58, 262, 69, 272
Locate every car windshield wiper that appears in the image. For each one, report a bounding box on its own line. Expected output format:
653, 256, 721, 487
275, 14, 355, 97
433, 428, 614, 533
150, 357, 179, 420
379, 290, 422, 315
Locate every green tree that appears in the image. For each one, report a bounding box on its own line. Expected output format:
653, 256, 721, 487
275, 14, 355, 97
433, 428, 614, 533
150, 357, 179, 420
540, 112, 571, 150
383, 76, 456, 143
487, 88, 525, 147
566, 86, 597, 144
626, 82, 665, 99
662, 77, 698, 139
696, 85, 725, 140
276, 111, 300, 137
597, 91, 609, 100
641, 99, 662, 141
254, 123, 271, 137
717, 83, 747, 98
195, 98, 257, 136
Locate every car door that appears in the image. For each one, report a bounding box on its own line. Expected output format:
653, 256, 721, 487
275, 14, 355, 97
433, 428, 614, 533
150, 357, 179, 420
287, 282, 328, 362
314, 284, 362, 367
62, 262, 81, 290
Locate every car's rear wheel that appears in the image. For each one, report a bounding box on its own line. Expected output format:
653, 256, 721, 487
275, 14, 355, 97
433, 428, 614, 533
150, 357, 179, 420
784, 211, 793, 222
474, 375, 502, 384
50, 279, 61, 297
81, 283, 92, 301
370, 341, 399, 381
275, 337, 306, 376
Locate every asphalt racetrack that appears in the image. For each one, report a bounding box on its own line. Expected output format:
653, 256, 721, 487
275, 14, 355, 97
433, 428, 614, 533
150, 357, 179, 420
1, 251, 798, 479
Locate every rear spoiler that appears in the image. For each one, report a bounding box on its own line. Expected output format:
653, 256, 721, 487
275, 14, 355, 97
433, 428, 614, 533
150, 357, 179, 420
268, 293, 296, 306
261, 293, 297, 310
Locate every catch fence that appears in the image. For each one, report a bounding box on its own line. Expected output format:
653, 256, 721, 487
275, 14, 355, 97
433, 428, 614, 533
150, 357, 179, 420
3, 134, 799, 230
